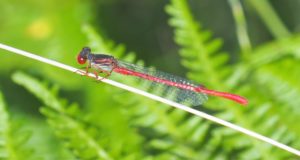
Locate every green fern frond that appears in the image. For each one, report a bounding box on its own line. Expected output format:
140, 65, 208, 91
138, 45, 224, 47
228, 35, 300, 139
165, 0, 300, 159
254, 58, 300, 133
11, 72, 113, 160
258, 64, 300, 113
250, 35, 300, 65
40, 107, 112, 160
245, 36, 300, 144
0, 92, 35, 160
166, 0, 229, 87
227, 34, 300, 87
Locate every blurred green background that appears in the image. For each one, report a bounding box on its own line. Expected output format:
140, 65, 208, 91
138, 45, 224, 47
1, 0, 300, 159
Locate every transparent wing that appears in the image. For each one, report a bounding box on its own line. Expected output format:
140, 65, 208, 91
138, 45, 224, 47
116, 60, 208, 106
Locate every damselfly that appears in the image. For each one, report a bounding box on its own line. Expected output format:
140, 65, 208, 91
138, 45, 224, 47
77, 47, 248, 106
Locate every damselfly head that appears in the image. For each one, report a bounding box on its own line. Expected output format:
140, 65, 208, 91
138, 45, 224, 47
77, 47, 91, 64
77, 54, 86, 64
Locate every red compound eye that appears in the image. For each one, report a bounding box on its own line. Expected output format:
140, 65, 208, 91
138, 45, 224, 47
77, 54, 86, 64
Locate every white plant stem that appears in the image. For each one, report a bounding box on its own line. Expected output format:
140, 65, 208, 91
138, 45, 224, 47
0, 43, 299, 157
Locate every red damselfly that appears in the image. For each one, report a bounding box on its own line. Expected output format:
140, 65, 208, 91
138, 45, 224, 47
77, 47, 248, 106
